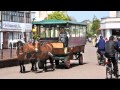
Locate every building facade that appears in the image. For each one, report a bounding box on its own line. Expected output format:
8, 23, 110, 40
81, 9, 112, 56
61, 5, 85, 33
0, 11, 32, 49
100, 11, 120, 39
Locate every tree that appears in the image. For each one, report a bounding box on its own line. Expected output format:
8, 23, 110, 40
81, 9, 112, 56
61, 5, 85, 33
81, 20, 93, 37
91, 17, 100, 35
45, 11, 71, 21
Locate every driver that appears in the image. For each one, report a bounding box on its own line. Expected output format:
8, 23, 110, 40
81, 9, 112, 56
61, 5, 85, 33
59, 27, 68, 47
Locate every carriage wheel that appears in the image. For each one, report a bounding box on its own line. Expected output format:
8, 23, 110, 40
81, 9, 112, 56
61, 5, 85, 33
96, 53, 101, 65
65, 60, 70, 69
115, 70, 119, 79
38, 61, 44, 69
52, 64, 56, 71
55, 60, 59, 66
102, 57, 106, 66
79, 54, 83, 65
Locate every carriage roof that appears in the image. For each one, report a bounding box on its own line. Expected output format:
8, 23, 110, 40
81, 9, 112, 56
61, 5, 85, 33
32, 20, 87, 26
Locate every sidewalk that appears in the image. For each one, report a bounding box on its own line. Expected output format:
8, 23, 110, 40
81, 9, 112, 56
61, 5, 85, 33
0, 49, 17, 61
0, 49, 18, 68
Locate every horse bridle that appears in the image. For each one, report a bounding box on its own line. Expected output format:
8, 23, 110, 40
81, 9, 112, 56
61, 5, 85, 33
17, 42, 24, 54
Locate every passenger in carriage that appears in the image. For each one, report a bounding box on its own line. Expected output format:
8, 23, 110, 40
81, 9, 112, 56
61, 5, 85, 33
59, 27, 68, 47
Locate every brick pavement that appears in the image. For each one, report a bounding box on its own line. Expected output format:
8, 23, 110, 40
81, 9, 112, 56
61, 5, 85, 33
0, 42, 94, 68
0, 49, 18, 68
0, 49, 17, 61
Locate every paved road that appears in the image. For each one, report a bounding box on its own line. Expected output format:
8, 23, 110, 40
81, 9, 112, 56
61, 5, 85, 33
0, 43, 120, 79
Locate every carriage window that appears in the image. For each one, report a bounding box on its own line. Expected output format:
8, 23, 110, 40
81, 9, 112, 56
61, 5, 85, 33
46, 28, 50, 38
40, 27, 46, 38
75, 29, 79, 37
78, 25, 81, 37
76, 25, 80, 37
51, 27, 55, 38
80, 26, 83, 37
55, 27, 59, 37
82, 26, 86, 37
71, 25, 75, 37
65, 28, 70, 38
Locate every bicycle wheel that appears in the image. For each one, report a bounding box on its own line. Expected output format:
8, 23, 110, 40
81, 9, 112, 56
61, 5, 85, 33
115, 70, 119, 79
97, 53, 101, 65
106, 65, 112, 79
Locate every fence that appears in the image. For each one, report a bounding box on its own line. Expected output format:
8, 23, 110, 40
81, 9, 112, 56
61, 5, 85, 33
0, 43, 17, 61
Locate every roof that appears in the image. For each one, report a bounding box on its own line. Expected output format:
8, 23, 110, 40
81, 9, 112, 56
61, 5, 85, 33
32, 19, 86, 26
32, 20, 67, 24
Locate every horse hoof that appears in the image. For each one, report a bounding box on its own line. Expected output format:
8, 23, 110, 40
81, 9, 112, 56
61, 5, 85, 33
52, 67, 55, 71
35, 68, 37, 71
44, 69, 47, 72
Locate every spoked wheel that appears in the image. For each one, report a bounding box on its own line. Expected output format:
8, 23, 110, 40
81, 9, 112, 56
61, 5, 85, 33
65, 59, 70, 69
106, 66, 112, 79
38, 61, 44, 69
114, 70, 119, 79
55, 60, 59, 66
98, 59, 101, 65
52, 64, 56, 71
97, 53, 101, 65
55, 60, 59, 68
102, 58, 106, 66
79, 54, 83, 65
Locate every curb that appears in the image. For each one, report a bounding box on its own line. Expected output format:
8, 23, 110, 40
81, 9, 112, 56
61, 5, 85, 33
0, 58, 29, 68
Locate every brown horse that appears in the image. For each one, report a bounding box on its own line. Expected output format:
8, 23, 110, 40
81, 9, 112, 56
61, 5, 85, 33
34, 41, 55, 72
16, 41, 37, 73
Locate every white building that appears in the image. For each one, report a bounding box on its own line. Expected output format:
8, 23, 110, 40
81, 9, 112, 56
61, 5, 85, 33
100, 11, 120, 39
0, 11, 32, 49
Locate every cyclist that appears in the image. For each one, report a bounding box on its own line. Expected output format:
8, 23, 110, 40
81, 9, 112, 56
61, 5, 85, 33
117, 37, 120, 60
105, 36, 119, 77
95, 36, 105, 63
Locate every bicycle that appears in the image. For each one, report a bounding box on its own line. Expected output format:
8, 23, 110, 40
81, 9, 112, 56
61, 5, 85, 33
97, 51, 106, 66
105, 57, 119, 79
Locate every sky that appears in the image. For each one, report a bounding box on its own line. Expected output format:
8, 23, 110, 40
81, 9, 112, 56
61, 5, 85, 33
67, 11, 109, 22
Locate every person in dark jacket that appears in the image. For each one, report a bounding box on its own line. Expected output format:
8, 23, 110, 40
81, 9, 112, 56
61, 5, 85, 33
105, 36, 119, 77
117, 37, 120, 50
59, 27, 68, 47
96, 36, 105, 57
117, 37, 120, 60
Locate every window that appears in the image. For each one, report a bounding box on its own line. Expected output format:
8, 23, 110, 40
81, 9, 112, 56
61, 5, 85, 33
51, 27, 55, 38
70, 25, 76, 37
18, 12, 24, 23
2, 11, 10, 21
25, 12, 31, 23
54, 27, 59, 37
80, 26, 83, 37
116, 11, 120, 17
40, 27, 46, 38
46, 28, 50, 38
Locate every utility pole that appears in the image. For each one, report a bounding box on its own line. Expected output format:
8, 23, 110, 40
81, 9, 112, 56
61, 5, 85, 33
0, 11, 3, 49
23, 11, 26, 42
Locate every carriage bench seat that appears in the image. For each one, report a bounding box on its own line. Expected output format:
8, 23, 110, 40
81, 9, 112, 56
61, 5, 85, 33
51, 42, 64, 48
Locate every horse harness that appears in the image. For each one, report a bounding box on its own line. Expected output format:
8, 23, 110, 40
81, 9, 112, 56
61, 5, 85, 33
17, 41, 24, 55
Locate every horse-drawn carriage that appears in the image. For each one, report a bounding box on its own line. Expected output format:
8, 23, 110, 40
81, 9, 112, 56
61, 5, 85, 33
32, 20, 87, 69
